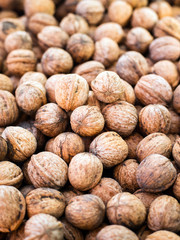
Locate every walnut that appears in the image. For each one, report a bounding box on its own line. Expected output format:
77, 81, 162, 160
19, 71, 47, 86
169, 109, 180, 134
8, 221, 25, 240
89, 131, 128, 168
0, 136, 7, 160
137, 225, 153, 240
134, 190, 159, 211
22, 160, 32, 185
173, 173, 180, 200
148, 195, 180, 232
20, 185, 35, 198
146, 230, 180, 240
27, 151, 68, 189
44, 138, 55, 153
172, 137, 180, 166
118, 80, 136, 105
68, 152, 103, 191
168, 134, 180, 147
136, 154, 177, 192
61, 218, 84, 240
124, 132, 143, 159
86, 91, 101, 109
61, 185, 83, 205
0, 186, 26, 232
24, 0, 55, 17
0, 74, 13, 92
107, 192, 146, 229
65, 194, 105, 230
149, 1, 172, 19
173, 85, 180, 114
122, 0, 147, 8
24, 213, 64, 240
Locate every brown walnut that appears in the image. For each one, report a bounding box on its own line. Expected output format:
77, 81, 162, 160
172, 137, 180, 166
24, 0, 55, 17
61, 218, 84, 240
19, 71, 47, 86
0, 74, 13, 92
0, 136, 7, 160
124, 132, 143, 159
134, 190, 159, 211
173, 85, 180, 114
146, 230, 180, 240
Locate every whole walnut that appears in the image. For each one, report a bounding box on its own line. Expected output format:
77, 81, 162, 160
41, 47, 73, 75
114, 159, 139, 193
61, 185, 83, 205
124, 132, 143, 159
136, 154, 177, 192
0, 74, 13, 92
68, 152, 103, 191
173, 138, 180, 166
0, 186, 26, 232
24, 0, 55, 17
26, 188, 65, 218
15, 81, 47, 116
173, 85, 180, 114
89, 178, 122, 205
102, 101, 138, 137
149, 36, 180, 62
136, 133, 172, 162
0, 136, 7, 160
173, 173, 180, 200
24, 213, 64, 240
70, 105, 104, 137
149, 1, 172, 19
120, 80, 136, 105
134, 190, 159, 211
65, 194, 105, 230
62, 218, 84, 240
19, 71, 47, 86
2, 126, 37, 162
122, 0, 148, 8
55, 74, 89, 112
107, 192, 146, 229
89, 131, 128, 168
148, 195, 180, 232
96, 225, 138, 240
116, 51, 149, 86
138, 105, 171, 135
146, 230, 180, 240
53, 132, 85, 163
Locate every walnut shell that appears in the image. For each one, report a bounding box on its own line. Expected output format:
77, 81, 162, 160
134, 190, 159, 211
68, 152, 103, 191
173, 173, 180, 201
89, 131, 128, 168
20, 185, 35, 198
146, 230, 180, 240
24, 0, 55, 17
0, 186, 26, 232
148, 195, 180, 232
61, 185, 83, 205
22, 160, 32, 185
120, 80, 136, 105
136, 154, 177, 192
169, 109, 180, 134
86, 91, 101, 109
149, 1, 172, 19
2, 126, 37, 162
19, 71, 47, 86
65, 194, 105, 230
0, 74, 13, 92
173, 85, 180, 114
124, 132, 143, 159
61, 218, 84, 240
107, 192, 146, 229
173, 137, 180, 166
0, 136, 7, 160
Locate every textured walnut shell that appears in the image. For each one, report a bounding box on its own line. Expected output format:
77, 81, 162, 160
8, 221, 25, 240
119, 80, 136, 105
26, 188, 65, 218
0, 90, 19, 127
173, 138, 180, 166
61, 185, 83, 205
149, 1, 172, 19
102, 101, 138, 137
19, 71, 47, 86
173, 173, 180, 201
0, 136, 7, 160
139, 104, 171, 135
2, 126, 37, 162
134, 190, 159, 211
168, 134, 180, 148
116, 51, 149, 86
0, 74, 13, 92
173, 85, 180, 114
55, 74, 89, 112
0, 161, 23, 188
24, 213, 64, 240
124, 132, 143, 159
70, 105, 104, 137
136, 154, 177, 192
146, 230, 180, 240
96, 225, 138, 240
169, 109, 180, 134
89, 131, 128, 168
44, 138, 55, 153
89, 178, 122, 205
107, 192, 146, 229
65, 194, 105, 230
28, 151, 68, 189
68, 152, 103, 191
20, 185, 35, 198
136, 133, 172, 162
0, 186, 26, 232
24, 0, 55, 17
61, 218, 84, 240
86, 91, 101, 109
15, 81, 47, 116
148, 195, 180, 232
114, 159, 139, 193
53, 132, 85, 164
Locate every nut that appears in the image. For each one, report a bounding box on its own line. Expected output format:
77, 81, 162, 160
169, 109, 180, 134
24, 0, 55, 17
173, 85, 180, 114
134, 190, 159, 211
0, 136, 7, 160
61, 185, 82, 205
146, 230, 180, 240
172, 137, 180, 166
20, 185, 35, 198
19, 71, 47, 86
8, 221, 25, 240
0, 74, 13, 92
120, 80, 136, 105
61, 218, 84, 240
124, 132, 143, 159
149, 1, 172, 19
86, 91, 101, 109
173, 173, 180, 201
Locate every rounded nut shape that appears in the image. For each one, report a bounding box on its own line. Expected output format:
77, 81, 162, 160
2, 126, 37, 162
0, 136, 7, 161
65, 194, 105, 230
136, 133, 172, 162
68, 152, 103, 191
148, 195, 180, 232
0, 161, 23, 188
28, 152, 68, 189
53, 132, 85, 164
62, 185, 83, 205
26, 188, 65, 218
136, 154, 177, 192
102, 101, 138, 137
70, 105, 105, 137
0, 90, 19, 127
146, 230, 180, 240
150, 1, 172, 19
134, 190, 159, 211
107, 192, 146, 229
24, 0, 55, 17
45, 74, 62, 103
55, 74, 89, 112
34, 103, 68, 137
20, 71, 47, 86
24, 213, 64, 240
173, 138, 180, 166
96, 225, 138, 240
124, 132, 143, 159
139, 105, 171, 135
120, 80, 136, 105
0, 74, 13, 92
41, 47, 73, 76
91, 71, 125, 103
89, 131, 128, 168
0, 186, 26, 232
61, 218, 84, 240
173, 85, 180, 114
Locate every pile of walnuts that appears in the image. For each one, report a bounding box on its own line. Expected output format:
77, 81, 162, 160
0, 0, 180, 239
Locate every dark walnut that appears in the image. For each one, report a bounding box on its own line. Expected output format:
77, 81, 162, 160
53, 132, 85, 164
114, 159, 139, 193
24, 0, 55, 17
148, 195, 180, 232
173, 85, 180, 114
89, 131, 128, 168
61, 218, 84, 240
61, 185, 83, 205
124, 132, 143, 159
107, 192, 146, 229
146, 230, 180, 240
0, 136, 7, 160
19, 71, 47, 86
173, 173, 180, 201
136, 154, 177, 192
138, 105, 171, 135
116, 51, 149, 86
173, 137, 180, 167
68, 152, 103, 191
0, 186, 26, 232
134, 190, 159, 211
65, 194, 105, 230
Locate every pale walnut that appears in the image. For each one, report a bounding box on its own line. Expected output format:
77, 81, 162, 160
19, 71, 47, 87
150, 1, 172, 19
24, 0, 55, 17
0, 74, 13, 92
146, 230, 180, 240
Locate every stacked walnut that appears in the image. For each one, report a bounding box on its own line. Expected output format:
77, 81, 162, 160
0, 0, 180, 239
